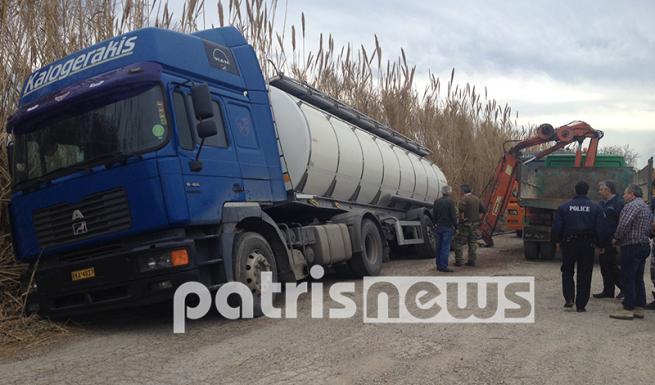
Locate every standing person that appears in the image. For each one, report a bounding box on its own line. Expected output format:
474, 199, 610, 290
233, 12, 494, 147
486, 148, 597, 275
593, 180, 624, 299
647, 182, 655, 310
454, 184, 485, 267
609, 184, 654, 320
433, 185, 457, 273
552, 181, 604, 312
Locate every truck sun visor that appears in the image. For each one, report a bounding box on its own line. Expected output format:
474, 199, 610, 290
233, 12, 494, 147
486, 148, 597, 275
7, 62, 163, 133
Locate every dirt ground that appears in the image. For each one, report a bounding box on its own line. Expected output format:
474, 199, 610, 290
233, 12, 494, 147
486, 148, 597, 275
1, 234, 653, 385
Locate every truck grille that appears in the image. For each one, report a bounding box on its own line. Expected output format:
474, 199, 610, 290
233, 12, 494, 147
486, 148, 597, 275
33, 188, 131, 248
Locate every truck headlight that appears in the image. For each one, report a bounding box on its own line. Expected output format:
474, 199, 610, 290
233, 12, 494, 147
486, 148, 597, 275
139, 253, 172, 272
139, 249, 189, 272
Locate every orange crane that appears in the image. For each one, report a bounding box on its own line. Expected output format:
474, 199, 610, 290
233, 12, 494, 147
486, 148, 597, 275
479, 121, 603, 246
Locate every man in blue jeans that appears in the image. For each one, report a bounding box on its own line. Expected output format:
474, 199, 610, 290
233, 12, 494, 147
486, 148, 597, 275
610, 184, 654, 320
432, 185, 457, 272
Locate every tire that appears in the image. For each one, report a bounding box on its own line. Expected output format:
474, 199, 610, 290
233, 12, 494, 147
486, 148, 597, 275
524, 240, 539, 260
540, 241, 556, 260
515, 230, 523, 238
415, 215, 438, 259
233, 232, 278, 317
348, 218, 384, 277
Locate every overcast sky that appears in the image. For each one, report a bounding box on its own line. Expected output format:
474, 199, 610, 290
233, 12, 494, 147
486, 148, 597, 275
183, 0, 655, 165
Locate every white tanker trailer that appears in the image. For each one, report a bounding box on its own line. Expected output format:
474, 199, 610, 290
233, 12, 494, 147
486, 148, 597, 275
261, 76, 448, 277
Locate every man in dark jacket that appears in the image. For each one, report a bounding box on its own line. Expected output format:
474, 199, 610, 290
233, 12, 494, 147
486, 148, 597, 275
593, 180, 624, 299
433, 185, 457, 272
552, 181, 604, 312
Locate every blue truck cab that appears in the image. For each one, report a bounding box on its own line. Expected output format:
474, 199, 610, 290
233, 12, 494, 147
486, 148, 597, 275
7, 27, 296, 316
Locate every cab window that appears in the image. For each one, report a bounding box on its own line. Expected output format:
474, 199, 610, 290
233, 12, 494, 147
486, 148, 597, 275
173, 91, 194, 150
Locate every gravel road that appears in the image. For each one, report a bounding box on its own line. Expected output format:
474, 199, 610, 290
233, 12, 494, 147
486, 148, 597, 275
2, 234, 653, 385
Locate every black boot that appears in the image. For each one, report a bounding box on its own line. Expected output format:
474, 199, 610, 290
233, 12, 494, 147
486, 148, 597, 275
593, 291, 614, 299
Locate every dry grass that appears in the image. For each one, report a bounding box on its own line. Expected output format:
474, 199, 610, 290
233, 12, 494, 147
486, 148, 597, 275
0, 0, 526, 347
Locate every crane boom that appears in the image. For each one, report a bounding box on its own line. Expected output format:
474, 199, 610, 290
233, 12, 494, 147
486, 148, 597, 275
479, 121, 603, 246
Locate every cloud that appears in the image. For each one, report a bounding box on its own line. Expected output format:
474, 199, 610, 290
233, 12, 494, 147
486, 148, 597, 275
282, 0, 655, 162
185, 0, 655, 161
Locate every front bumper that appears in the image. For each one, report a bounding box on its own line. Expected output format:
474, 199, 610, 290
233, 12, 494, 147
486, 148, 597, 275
29, 229, 214, 318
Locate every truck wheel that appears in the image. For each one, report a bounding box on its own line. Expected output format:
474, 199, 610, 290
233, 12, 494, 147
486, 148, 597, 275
524, 241, 539, 260
233, 232, 278, 317
540, 241, 556, 260
415, 215, 437, 259
348, 218, 384, 277
516, 230, 523, 238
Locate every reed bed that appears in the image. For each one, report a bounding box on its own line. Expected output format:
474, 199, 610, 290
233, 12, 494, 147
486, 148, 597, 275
0, 0, 526, 347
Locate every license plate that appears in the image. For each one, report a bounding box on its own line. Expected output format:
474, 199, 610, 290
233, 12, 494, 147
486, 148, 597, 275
71, 267, 95, 281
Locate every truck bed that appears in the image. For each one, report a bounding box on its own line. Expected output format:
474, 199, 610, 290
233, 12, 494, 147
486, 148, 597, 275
518, 165, 634, 210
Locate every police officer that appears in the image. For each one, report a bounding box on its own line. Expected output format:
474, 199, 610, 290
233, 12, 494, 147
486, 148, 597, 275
552, 180, 604, 312
593, 180, 624, 299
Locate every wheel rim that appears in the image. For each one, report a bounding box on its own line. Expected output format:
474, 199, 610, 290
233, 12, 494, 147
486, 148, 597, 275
244, 250, 271, 295
425, 223, 436, 249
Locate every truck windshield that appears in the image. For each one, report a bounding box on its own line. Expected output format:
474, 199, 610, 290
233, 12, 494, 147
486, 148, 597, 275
12, 85, 169, 186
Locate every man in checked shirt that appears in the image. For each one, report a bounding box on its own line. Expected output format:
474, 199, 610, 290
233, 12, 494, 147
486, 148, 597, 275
609, 184, 654, 320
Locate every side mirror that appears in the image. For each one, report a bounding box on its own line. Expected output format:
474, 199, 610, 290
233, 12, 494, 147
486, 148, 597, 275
188, 89, 218, 172
190, 84, 214, 120
197, 119, 218, 139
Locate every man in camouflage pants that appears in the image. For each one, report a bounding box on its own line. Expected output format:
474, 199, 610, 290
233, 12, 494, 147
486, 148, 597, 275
454, 184, 486, 267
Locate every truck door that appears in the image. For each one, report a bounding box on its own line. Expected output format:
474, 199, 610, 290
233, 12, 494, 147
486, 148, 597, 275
223, 100, 273, 202
170, 86, 245, 223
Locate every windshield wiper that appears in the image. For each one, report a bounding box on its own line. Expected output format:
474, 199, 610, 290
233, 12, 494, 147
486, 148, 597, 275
14, 151, 143, 192
76, 151, 143, 170
15, 166, 83, 191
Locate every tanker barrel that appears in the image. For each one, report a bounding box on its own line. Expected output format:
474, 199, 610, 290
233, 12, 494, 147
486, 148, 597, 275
269, 84, 447, 207
269, 75, 431, 157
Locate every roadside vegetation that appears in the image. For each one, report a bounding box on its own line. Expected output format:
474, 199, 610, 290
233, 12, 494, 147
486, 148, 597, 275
0, 0, 526, 348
